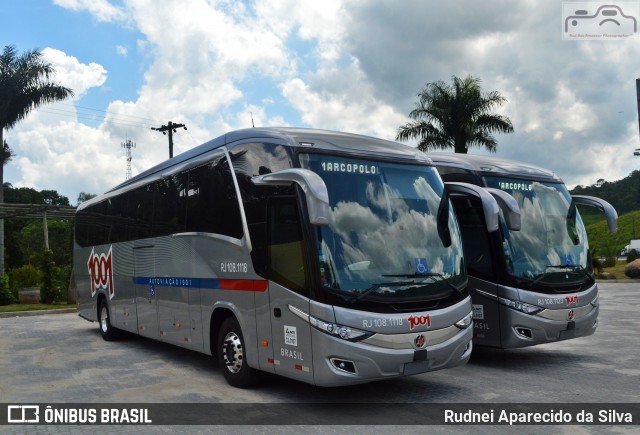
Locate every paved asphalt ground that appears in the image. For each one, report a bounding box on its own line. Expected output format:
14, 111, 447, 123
0, 281, 638, 434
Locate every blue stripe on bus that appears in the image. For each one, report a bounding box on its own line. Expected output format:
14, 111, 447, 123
131, 277, 268, 292
132, 276, 217, 289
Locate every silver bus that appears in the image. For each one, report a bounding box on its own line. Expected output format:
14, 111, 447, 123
430, 153, 617, 349
73, 128, 497, 387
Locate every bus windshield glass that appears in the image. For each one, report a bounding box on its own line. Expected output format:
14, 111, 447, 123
484, 176, 592, 287
299, 153, 465, 302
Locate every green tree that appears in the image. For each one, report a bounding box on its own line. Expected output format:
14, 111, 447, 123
396, 75, 514, 153
40, 248, 63, 304
2, 140, 13, 164
2, 184, 72, 270
20, 219, 72, 266
77, 191, 97, 205
0, 45, 74, 276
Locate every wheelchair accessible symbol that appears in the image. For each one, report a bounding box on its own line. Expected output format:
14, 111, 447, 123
415, 258, 430, 275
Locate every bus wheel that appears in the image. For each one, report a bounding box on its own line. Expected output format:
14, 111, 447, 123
98, 299, 120, 341
218, 317, 256, 388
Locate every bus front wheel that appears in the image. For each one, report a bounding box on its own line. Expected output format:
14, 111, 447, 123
218, 317, 256, 388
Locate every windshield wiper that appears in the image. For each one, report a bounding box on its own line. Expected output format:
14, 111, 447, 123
382, 272, 465, 297
353, 281, 418, 301
382, 273, 443, 278
532, 264, 594, 286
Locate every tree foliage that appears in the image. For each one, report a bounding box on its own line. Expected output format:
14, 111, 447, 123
0, 275, 15, 305
77, 192, 97, 205
396, 75, 514, 153
584, 210, 640, 257
2, 140, 13, 165
2, 184, 72, 270
0, 45, 74, 131
571, 170, 640, 217
0, 44, 74, 277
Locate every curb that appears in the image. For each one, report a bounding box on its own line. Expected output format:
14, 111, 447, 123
0, 308, 76, 318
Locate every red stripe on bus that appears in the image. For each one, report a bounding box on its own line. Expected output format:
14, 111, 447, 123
218, 279, 268, 292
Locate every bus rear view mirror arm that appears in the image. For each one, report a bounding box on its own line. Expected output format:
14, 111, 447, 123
252, 168, 331, 226
445, 182, 501, 232
485, 188, 521, 231
571, 195, 618, 233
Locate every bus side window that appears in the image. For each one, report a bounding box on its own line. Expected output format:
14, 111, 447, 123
267, 196, 308, 296
184, 154, 243, 239
153, 173, 186, 237
127, 185, 154, 240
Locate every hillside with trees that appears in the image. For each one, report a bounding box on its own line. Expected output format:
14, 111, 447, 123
584, 210, 640, 257
571, 170, 640, 257
571, 170, 640, 217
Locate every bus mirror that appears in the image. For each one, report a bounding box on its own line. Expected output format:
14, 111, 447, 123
485, 188, 521, 231
445, 182, 500, 232
252, 168, 331, 226
571, 195, 618, 233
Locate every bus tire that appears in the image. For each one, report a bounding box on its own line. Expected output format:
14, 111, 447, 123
218, 317, 256, 388
98, 299, 120, 341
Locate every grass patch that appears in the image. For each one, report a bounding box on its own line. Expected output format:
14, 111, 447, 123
598, 259, 631, 280
0, 303, 75, 313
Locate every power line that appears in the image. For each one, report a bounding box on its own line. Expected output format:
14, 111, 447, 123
33, 101, 164, 129
36, 107, 157, 130
56, 102, 162, 123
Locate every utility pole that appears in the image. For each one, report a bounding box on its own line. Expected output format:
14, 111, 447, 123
636, 79, 640, 141
121, 139, 136, 180
151, 121, 187, 158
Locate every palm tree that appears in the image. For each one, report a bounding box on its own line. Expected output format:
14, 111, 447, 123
0, 45, 74, 276
396, 75, 513, 153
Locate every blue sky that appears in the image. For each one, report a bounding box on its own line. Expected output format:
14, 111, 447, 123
2, 0, 640, 204
7, 0, 144, 115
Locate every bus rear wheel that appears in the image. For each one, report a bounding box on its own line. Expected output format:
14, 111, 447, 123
218, 317, 256, 388
98, 299, 120, 341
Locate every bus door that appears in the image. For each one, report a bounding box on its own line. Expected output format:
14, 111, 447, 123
450, 194, 502, 347
133, 244, 159, 339
446, 182, 521, 348
266, 196, 314, 384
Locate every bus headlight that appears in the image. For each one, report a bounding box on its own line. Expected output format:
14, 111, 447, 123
454, 311, 473, 329
498, 297, 543, 315
310, 317, 372, 342
288, 304, 373, 342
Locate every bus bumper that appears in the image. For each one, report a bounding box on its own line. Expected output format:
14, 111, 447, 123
310, 322, 473, 387
498, 303, 599, 349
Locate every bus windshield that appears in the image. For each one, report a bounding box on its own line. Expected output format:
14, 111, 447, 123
484, 176, 592, 287
299, 153, 465, 302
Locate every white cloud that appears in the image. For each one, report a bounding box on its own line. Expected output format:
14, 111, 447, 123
12, 110, 123, 203
282, 73, 406, 140
8, 0, 640, 206
53, 0, 126, 22
42, 48, 107, 98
